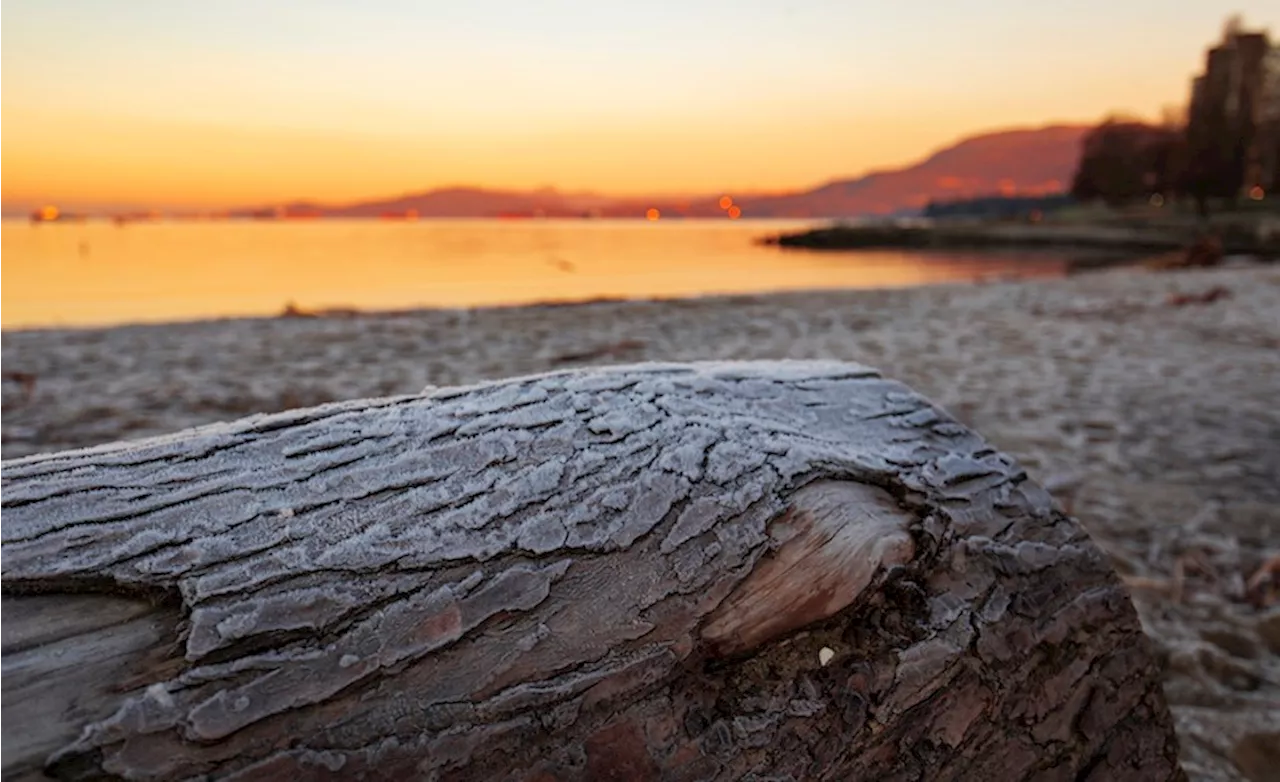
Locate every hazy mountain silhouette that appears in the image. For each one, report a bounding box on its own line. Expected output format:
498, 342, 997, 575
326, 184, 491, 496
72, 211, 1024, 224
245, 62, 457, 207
330, 187, 613, 218
229, 124, 1089, 219
734, 124, 1089, 217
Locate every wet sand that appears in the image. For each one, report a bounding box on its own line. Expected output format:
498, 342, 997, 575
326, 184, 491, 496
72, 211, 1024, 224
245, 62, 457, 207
4, 266, 1279, 780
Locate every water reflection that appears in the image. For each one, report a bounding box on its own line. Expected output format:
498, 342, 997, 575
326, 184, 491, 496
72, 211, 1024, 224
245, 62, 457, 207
1, 220, 1068, 328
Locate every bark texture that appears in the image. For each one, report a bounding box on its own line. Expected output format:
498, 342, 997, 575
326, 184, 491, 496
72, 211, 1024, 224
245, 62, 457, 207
1, 361, 1184, 781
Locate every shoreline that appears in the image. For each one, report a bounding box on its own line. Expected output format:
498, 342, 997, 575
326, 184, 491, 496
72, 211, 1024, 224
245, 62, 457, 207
3, 266, 1276, 451
764, 220, 1280, 259
4, 265, 1279, 780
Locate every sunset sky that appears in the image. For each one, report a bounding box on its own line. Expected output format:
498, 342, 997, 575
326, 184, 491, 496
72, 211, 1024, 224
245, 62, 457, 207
3, 0, 1277, 211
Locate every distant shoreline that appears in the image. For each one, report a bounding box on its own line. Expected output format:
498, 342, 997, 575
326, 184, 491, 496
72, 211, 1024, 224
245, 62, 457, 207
763, 220, 1280, 259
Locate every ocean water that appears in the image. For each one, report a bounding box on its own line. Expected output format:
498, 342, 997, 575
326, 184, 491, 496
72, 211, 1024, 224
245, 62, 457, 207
1, 219, 1069, 328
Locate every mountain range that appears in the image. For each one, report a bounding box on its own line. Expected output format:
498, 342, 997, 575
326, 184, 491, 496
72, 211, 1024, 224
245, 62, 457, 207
234, 124, 1088, 220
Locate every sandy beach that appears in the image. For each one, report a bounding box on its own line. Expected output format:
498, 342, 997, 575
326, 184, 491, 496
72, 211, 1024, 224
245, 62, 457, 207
3, 265, 1279, 780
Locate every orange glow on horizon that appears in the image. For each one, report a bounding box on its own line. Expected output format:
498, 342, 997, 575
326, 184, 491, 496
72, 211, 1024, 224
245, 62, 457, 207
727, 205, 742, 219
1, 105, 1106, 210
645, 208, 661, 220
5, 1, 1262, 209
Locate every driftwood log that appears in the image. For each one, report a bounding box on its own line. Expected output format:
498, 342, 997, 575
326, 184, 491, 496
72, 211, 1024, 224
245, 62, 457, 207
1, 361, 1183, 781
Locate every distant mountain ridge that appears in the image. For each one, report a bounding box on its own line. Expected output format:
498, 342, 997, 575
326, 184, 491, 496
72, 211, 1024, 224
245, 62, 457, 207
740, 124, 1088, 217
232, 124, 1089, 219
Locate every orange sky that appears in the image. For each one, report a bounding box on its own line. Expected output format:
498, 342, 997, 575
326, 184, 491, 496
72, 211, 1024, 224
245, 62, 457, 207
3, 1, 1276, 211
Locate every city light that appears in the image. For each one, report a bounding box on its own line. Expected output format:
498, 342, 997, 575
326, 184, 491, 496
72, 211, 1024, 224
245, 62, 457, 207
646, 208, 660, 221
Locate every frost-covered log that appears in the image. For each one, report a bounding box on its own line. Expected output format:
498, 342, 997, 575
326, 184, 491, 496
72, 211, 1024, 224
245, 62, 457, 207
1, 362, 1183, 781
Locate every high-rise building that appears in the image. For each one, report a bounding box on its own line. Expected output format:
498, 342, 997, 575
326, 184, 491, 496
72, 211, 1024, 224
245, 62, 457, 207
1263, 49, 1280, 124
1234, 33, 1271, 192
1186, 27, 1278, 195
1189, 76, 1207, 121
1259, 48, 1280, 194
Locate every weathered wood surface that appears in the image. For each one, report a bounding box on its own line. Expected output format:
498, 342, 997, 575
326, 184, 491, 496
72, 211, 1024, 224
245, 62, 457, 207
1, 361, 1184, 780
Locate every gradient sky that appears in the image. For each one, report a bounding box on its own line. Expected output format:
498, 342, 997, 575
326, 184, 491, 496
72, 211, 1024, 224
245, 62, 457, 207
3, 0, 1276, 210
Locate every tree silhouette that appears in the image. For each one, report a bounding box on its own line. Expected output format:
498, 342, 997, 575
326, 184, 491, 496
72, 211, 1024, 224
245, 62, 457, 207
1070, 120, 1184, 207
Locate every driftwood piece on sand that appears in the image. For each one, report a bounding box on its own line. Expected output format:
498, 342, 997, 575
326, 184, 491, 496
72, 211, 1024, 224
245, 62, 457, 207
1, 361, 1184, 781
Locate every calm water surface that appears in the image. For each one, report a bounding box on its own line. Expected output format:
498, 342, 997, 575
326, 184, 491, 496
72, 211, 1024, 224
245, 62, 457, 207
2, 220, 1069, 328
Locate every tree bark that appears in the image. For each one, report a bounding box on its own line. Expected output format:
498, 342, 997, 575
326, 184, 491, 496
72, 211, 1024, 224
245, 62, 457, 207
1, 361, 1184, 781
